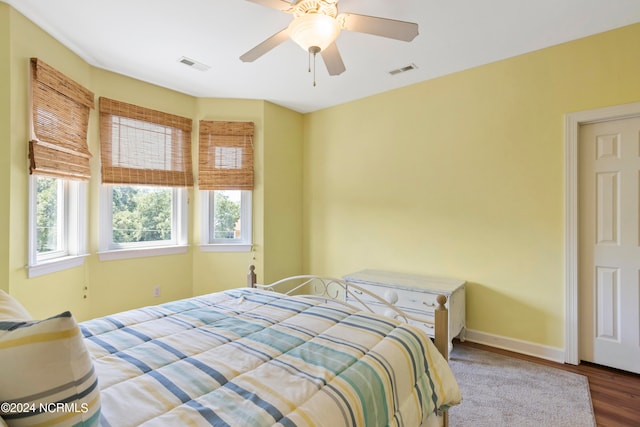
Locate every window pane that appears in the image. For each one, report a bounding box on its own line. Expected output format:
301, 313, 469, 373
212, 190, 241, 240
36, 176, 62, 253
111, 117, 179, 171
112, 185, 172, 243
214, 146, 243, 169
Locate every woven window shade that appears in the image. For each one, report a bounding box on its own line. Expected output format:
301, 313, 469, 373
199, 121, 254, 190
29, 58, 95, 180
99, 97, 194, 187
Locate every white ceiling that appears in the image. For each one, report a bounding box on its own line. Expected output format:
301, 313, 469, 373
5, 0, 640, 113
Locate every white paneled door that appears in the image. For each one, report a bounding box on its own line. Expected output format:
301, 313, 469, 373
579, 117, 640, 374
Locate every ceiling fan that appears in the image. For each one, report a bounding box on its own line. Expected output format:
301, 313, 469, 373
240, 0, 419, 84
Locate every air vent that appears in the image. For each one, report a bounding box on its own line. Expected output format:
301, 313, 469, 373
177, 56, 211, 72
389, 63, 418, 76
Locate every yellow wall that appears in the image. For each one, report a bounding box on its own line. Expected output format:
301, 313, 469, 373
0, 4, 10, 293
302, 23, 640, 349
4, 5, 303, 320
263, 102, 303, 283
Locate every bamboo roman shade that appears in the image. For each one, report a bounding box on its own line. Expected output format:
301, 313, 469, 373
198, 121, 254, 190
99, 97, 194, 187
29, 58, 95, 180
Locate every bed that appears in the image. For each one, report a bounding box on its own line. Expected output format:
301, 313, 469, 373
0, 267, 461, 427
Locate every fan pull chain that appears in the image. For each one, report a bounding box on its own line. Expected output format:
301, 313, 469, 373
308, 46, 321, 87
313, 52, 317, 87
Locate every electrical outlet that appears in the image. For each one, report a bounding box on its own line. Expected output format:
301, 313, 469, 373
153, 286, 161, 298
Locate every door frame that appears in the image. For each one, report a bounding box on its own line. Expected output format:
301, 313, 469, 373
565, 101, 640, 364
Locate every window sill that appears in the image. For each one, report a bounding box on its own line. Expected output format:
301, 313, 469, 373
200, 244, 252, 253
98, 245, 188, 261
28, 254, 89, 278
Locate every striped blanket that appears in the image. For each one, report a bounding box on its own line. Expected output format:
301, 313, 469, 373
81, 288, 461, 426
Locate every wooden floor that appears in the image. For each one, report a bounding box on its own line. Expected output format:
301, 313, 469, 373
457, 341, 640, 427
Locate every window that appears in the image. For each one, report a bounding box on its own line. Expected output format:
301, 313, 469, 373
98, 98, 193, 260
200, 190, 252, 251
99, 185, 187, 259
28, 176, 87, 277
35, 177, 64, 256
27, 59, 93, 277
198, 121, 254, 252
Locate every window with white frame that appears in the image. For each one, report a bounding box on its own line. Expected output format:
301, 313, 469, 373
28, 176, 87, 277
35, 176, 65, 257
27, 58, 94, 277
200, 190, 252, 251
98, 98, 193, 260
198, 121, 254, 252
99, 185, 188, 259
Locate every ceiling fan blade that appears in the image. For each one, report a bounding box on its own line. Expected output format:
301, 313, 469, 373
244, 0, 298, 12
321, 42, 346, 76
240, 28, 290, 62
340, 13, 419, 42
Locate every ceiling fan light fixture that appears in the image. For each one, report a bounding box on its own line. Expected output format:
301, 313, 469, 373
288, 13, 341, 52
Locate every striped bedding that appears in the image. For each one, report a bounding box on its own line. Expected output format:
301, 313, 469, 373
81, 288, 461, 426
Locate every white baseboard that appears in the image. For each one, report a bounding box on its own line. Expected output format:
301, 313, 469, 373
462, 329, 566, 364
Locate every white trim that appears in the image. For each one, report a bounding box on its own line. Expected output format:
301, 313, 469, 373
98, 245, 188, 261
564, 101, 640, 365
98, 184, 112, 253
199, 244, 252, 253
67, 180, 88, 256
565, 112, 579, 365
28, 175, 39, 267
464, 329, 565, 363
28, 254, 89, 278
177, 188, 188, 246
200, 190, 210, 244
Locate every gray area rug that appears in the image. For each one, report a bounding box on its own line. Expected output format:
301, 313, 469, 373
447, 345, 596, 427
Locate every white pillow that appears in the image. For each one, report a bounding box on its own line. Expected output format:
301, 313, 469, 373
0, 290, 32, 321
0, 311, 100, 426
